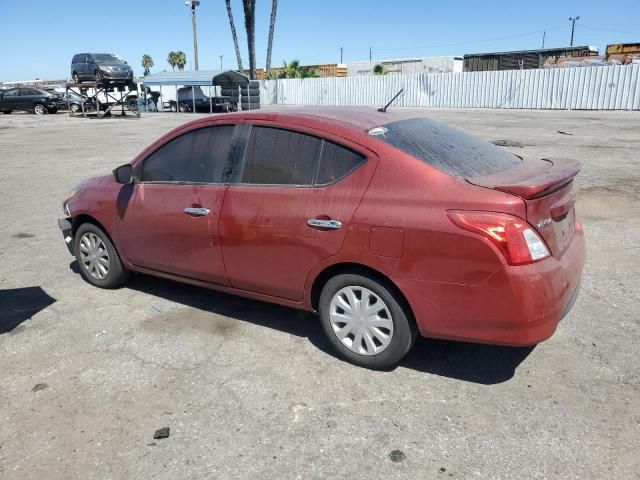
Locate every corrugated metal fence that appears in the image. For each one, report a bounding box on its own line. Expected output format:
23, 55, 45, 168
259, 64, 640, 110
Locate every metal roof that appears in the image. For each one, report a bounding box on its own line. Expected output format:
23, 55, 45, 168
143, 69, 250, 87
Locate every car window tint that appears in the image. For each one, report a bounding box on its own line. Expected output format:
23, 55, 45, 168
4, 89, 19, 97
316, 141, 366, 185
141, 126, 234, 183
242, 127, 321, 185
375, 117, 520, 177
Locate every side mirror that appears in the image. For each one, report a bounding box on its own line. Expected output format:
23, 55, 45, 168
114, 164, 133, 184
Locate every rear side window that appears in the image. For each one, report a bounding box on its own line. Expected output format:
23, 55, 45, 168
316, 141, 365, 185
241, 126, 321, 185
141, 125, 234, 183
375, 117, 520, 177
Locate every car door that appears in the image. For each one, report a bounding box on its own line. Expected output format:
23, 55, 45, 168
219, 124, 377, 301
0, 88, 20, 110
117, 124, 236, 284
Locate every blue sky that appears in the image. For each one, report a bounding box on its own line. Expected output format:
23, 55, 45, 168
1, 0, 639, 80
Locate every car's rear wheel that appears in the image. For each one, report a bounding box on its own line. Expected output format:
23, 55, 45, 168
70, 103, 80, 113
74, 223, 130, 288
318, 273, 417, 369
72, 72, 81, 83
178, 102, 190, 113
33, 103, 46, 115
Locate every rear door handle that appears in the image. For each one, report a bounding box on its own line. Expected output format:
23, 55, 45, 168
184, 207, 210, 216
307, 218, 342, 230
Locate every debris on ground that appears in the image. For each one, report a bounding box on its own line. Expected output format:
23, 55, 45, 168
95, 330, 106, 337
557, 130, 573, 135
491, 139, 524, 148
153, 427, 170, 439
31, 383, 48, 392
388, 450, 406, 462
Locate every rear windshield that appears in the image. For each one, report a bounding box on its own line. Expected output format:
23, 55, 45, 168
373, 117, 520, 177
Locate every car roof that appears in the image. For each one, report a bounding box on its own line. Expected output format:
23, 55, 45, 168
200, 107, 424, 132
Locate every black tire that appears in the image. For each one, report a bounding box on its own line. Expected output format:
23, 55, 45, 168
241, 94, 260, 103
2, 110, 12, 114
169, 102, 177, 112
240, 102, 261, 110
94, 70, 102, 82
240, 87, 260, 95
33, 103, 47, 115
70, 103, 80, 113
178, 102, 190, 113
74, 223, 130, 288
247, 80, 260, 88
220, 87, 238, 96
318, 273, 417, 369
72, 72, 81, 83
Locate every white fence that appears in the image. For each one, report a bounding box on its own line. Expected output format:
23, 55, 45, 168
259, 64, 640, 110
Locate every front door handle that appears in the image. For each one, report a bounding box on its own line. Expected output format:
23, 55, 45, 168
184, 207, 210, 216
307, 218, 342, 230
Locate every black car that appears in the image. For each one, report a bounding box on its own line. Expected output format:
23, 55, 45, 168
71, 53, 134, 84
0, 87, 59, 114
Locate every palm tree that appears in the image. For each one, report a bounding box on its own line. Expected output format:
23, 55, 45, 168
225, 0, 244, 71
167, 51, 177, 71
278, 60, 319, 79
175, 51, 187, 71
242, 0, 257, 79
265, 0, 278, 75
141, 54, 154, 76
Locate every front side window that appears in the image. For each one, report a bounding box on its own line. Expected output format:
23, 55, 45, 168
141, 126, 234, 183
241, 127, 321, 185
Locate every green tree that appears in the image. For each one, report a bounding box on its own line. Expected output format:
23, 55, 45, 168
141, 54, 154, 76
167, 51, 177, 71
277, 60, 319, 79
265, 0, 278, 75
225, 0, 244, 71
373, 64, 388, 75
175, 51, 187, 71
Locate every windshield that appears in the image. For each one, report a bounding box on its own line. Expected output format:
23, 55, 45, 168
373, 117, 520, 177
93, 54, 125, 65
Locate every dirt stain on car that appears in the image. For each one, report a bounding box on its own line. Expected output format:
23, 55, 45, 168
143, 307, 239, 337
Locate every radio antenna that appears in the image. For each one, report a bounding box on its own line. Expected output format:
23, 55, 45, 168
378, 88, 404, 112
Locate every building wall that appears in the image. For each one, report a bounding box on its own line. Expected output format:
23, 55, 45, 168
464, 46, 598, 71
347, 57, 462, 76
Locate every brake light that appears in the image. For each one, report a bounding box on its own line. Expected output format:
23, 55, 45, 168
447, 210, 550, 265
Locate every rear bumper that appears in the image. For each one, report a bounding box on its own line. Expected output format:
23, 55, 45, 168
58, 217, 74, 255
398, 229, 585, 346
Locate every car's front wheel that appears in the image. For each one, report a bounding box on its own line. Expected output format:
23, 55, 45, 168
70, 103, 80, 113
74, 223, 130, 288
33, 103, 46, 115
319, 273, 417, 369
72, 72, 81, 83
2, 110, 12, 114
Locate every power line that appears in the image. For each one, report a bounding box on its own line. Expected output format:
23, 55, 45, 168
580, 24, 640, 35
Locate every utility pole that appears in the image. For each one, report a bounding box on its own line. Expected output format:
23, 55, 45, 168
340, 47, 343, 64
369, 47, 372, 62
186, 0, 200, 71
569, 16, 580, 47
219, 54, 224, 70
542, 30, 546, 49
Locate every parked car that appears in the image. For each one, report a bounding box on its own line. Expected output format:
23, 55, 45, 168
58, 108, 585, 368
0, 87, 59, 114
71, 53, 134, 84
168, 86, 233, 113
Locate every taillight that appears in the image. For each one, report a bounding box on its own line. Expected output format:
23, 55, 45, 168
446, 210, 550, 265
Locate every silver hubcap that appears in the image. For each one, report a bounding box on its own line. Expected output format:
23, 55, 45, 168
329, 286, 393, 356
79, 232, 110, 280
34, 105, 45, 114
71, 104, 79, 112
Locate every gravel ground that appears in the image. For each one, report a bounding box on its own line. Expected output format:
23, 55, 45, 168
0, 108, 638, 479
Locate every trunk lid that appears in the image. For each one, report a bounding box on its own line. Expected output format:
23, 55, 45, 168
467, 158, 580, 257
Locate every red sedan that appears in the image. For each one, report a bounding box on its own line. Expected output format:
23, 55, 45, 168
58, 108, 585, 368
